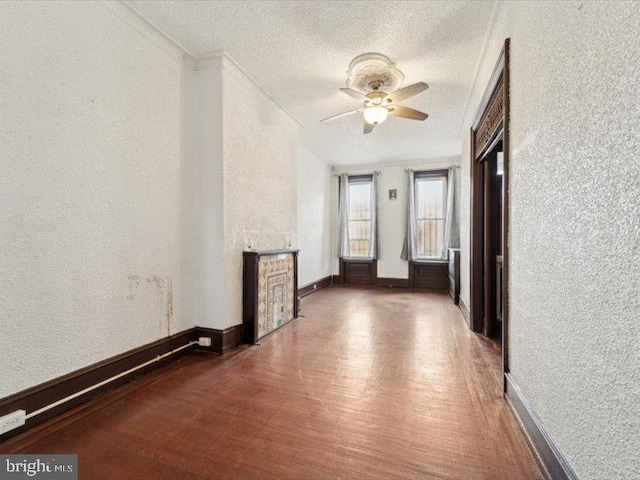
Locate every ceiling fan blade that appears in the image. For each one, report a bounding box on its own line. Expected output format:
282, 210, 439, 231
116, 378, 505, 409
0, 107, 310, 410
319, 108, 362, 123
363, 122, 375, 134
385, 82, 429, 103
388, 105, 429, 121
339, 87, 368, 100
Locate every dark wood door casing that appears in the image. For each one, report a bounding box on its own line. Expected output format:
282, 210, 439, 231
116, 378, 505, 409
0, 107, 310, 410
470, 39, 510, 384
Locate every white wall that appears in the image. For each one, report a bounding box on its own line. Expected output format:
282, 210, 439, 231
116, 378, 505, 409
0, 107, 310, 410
193, 60, 224, 331
0, 2, 306, 401
331, 160, 460, 278
221, 59, 299, 329
459, 2, 640, 478
189, 55, 301, 331
297, 145, 332, 287
0, 1, 197, 397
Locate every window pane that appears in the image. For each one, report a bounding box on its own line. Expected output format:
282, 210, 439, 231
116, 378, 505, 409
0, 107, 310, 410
415, 177, 446, 258
348, 220, 370, 256
348, 182, 371, 257
348, 183, 371, 220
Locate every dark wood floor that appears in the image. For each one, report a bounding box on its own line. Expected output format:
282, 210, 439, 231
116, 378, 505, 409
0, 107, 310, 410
0, 287, 543, 479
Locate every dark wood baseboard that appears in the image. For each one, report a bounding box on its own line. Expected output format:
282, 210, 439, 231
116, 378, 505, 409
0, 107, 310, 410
376, 277, 409, 288
195, 325, 243, 355
505, 374, 577, 480
0, 328, 198, 441
297, 275, 332, 299
331, 274, 341, 284
339, 258, 377, 285
409, 261, 449, 290
459, 297, 471, 326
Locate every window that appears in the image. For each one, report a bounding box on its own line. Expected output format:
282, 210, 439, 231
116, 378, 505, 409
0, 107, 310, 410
347, 177, 372, 257
415, 172, 447, 259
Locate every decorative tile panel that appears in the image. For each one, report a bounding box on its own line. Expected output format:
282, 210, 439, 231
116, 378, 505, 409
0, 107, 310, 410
256, 254, 295, 339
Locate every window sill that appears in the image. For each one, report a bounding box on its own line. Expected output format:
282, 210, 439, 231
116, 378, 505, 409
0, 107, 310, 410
340, 256, 376, 262
411, 258, 448, 264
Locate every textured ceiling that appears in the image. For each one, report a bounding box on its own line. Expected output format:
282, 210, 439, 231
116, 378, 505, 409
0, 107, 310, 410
126, 0, 497, 165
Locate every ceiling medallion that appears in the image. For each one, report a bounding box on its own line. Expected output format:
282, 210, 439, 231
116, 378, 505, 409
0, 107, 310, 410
345, 52, 405, 93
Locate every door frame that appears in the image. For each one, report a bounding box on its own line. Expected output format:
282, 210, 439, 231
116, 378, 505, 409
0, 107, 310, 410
470, 39, 510, 386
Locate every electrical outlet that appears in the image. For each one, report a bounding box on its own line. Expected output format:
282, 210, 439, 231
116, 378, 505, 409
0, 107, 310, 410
313, 284, 317, 289
198, 336, 212, 347
0, 410, 26, 435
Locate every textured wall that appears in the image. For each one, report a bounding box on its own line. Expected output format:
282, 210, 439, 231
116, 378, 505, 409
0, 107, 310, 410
0, 1, 197, 397
458, 136, 472, 309
221, 61, 298, 329
193, 61, 224, 330
331, 160, 460, 279
296, 145, 332, 287
459, 2, 640, 478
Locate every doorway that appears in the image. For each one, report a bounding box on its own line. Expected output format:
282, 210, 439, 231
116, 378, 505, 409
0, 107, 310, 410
475, 139, 503, 339
470, 39, 510, 384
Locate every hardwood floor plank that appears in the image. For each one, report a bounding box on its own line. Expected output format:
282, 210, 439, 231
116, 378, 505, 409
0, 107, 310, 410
0, 287, 543, 480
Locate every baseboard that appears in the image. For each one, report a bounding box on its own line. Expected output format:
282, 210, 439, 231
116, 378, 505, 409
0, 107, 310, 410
331, 274, 342, 284
0, 328, 198, 442
459, 297, 471, 326
195, 325, 243, 355
505, 373, 578, 480
376, 277, 409, 288
297, 275, 332, 298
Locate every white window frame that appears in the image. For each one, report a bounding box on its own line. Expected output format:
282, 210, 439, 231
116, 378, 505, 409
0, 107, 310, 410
414, 171, 448, 260
345, 175, 373, 258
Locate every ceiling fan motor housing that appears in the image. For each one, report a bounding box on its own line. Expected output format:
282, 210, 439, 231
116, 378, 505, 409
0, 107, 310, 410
364, 91, 387, 107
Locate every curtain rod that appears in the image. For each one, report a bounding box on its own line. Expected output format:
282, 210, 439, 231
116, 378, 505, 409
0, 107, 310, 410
333, 170, 381, 177
404, 166, 460, 172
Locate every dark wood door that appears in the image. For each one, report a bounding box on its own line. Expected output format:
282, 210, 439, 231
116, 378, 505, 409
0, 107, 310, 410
470, 158, 485, 332
483, 148, 499, 337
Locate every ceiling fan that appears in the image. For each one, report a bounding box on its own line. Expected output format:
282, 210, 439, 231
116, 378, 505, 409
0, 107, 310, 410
320, 79, 429, 134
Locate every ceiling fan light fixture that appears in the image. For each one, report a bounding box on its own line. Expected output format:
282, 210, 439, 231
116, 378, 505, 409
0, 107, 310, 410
363, 106, 389, 125
319, 53, 429, 133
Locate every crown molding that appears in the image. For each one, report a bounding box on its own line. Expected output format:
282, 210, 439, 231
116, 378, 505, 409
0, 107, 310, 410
100, 1, 196, 69
296, 140, 334, 167
196, 51, 302, 128
194, 53, 225, 72
457, 0, 503, 138
103, 2, 304, 133
332, 156, 461, 172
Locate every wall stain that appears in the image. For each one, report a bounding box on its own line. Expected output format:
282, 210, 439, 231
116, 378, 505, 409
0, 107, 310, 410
128, 274, 173, 336
127, 275, 140, 301
146, 274, 173, 336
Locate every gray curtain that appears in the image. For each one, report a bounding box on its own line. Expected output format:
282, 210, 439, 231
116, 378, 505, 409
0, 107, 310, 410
400, 169, 417, 261
441, 166, 459, 259
336, 173, 350, 258
368, 173, 379, 259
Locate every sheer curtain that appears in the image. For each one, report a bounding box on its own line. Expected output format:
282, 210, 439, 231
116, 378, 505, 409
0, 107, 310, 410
368, 173, 379, 259
441, 166, 459, 259
401, 169, 417, 261
336, 173, 350, 258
